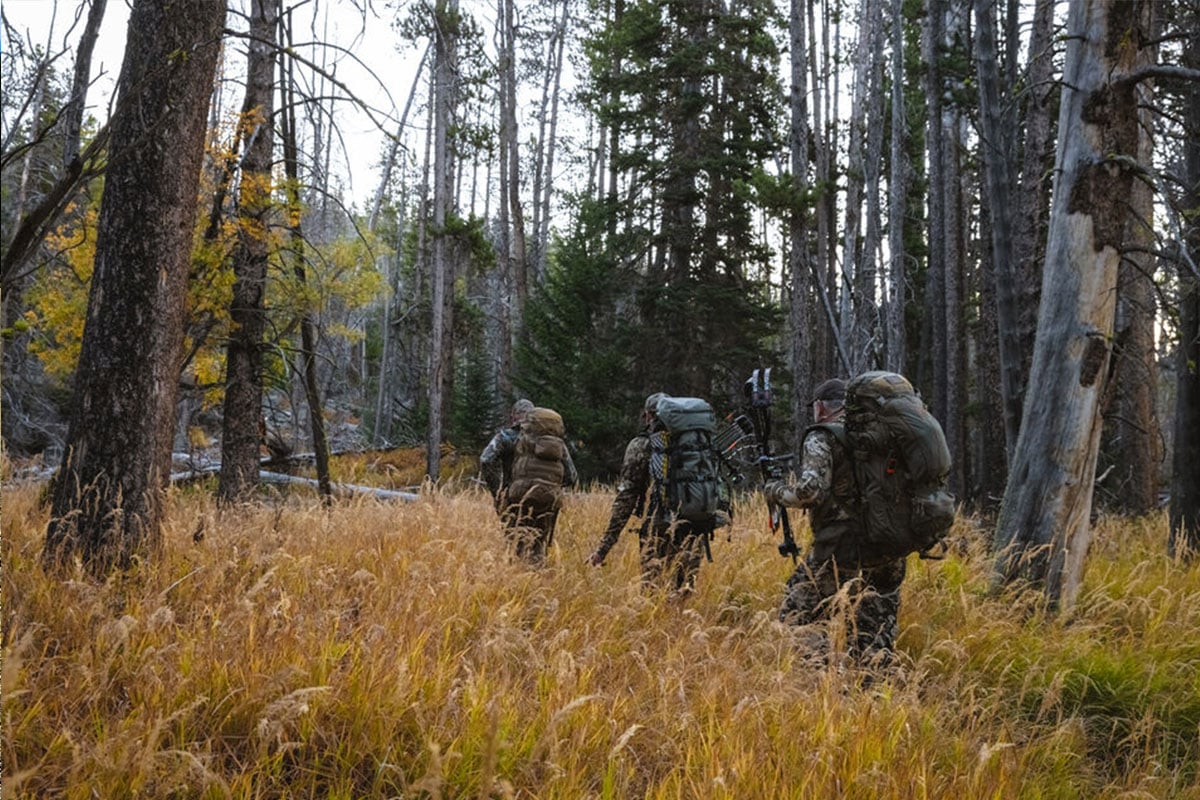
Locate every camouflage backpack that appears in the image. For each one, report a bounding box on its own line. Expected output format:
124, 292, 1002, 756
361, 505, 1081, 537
837, 371, 955, 562
506, 407, 567, 511
649, 396, 724, 528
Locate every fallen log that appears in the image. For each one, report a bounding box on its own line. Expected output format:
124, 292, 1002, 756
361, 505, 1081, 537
257, 470, 420, 502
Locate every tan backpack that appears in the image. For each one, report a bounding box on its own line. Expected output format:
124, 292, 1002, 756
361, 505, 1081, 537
506, 407, 567, 511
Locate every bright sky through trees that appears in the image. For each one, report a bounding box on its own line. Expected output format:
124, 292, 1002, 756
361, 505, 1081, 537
0, 0, 421, 207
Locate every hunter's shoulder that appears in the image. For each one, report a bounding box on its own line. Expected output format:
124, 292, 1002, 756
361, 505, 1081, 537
622, 433, 652, 461
801, 426, 840, 457
482, 426, 519, 455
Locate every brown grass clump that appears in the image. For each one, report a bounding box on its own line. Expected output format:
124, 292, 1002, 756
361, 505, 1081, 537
2, 483, 1198, 799
329, 446, 479, 490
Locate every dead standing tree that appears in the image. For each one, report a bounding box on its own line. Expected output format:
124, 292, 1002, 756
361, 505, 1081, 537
43, 0, 226, 573
992, 0, 1157, 609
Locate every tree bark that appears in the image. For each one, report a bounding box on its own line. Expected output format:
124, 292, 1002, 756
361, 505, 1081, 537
280, 8, 332, 502
535, 0, 569, 284
426, 0, 459, 481
861, 3, 886, 372
62, 0, 108, 169
501, 0, 528, 320
788, 0, 815, 442
1011, 0, 1057, 408
1109, 38, 1161, 516
974, 0, 1024, 462
921, 0, 946, 399
43, 0, 226, 573
885, 0, 908, 373
993, 0, 1153, 610
1170, 10, 1200, 560
941, 3, 968, 501
219, 0, 279, 504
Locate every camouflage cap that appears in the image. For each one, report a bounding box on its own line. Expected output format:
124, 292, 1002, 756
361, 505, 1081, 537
511, 398, 535, 420
644, 392, 669, 413
811, 378, 846, 403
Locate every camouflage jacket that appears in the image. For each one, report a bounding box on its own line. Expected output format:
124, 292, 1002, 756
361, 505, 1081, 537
592, 433, 654, 561
773, 424, 861, 548
479, 426, 520, 497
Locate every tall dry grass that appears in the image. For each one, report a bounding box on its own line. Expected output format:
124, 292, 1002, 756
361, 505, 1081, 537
2, 481, 1198, 799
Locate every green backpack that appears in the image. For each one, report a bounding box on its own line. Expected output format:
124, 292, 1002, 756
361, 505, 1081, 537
649, 396, 724, 528
839, 371, 956, 563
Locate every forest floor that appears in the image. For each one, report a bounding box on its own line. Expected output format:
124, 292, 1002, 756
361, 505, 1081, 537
2, 473, 1198, 799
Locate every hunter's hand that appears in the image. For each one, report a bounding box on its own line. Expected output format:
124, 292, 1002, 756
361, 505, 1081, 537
587, 551, 605, 567
763, 480, 788, 505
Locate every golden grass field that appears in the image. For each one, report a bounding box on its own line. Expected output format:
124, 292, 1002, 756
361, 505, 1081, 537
2, 476, 1198, 799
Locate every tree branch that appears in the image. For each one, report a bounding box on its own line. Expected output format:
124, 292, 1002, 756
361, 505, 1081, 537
1116, 65, 1200, 87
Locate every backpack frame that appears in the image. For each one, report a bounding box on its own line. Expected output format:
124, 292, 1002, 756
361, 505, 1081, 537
836, 371, 956, 563
649, 396, 724, 529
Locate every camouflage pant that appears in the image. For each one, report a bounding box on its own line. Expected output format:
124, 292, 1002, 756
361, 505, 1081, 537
779, 554, 907, 665
639, 519, 707, 596
500, 503, 559, 567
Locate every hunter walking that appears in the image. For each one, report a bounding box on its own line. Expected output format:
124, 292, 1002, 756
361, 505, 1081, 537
764, 378, 908, 668
481, 399, 577, 566
587, 392, 727, 596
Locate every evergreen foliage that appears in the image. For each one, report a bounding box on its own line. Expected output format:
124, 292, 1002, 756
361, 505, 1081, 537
514, 200, 638, 480
565, 0, 786, 417
450, 348, 497, 453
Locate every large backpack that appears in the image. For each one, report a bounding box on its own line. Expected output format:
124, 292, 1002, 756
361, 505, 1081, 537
837, 371, 956, 562
506, 407, 567, 512
649, 396, 724, 528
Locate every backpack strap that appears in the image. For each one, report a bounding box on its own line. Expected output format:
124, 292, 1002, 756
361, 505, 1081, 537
645, 430, 668, 520
805, 421, 850, 452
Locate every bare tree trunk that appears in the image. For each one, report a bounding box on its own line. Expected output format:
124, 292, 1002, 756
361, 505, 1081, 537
942, 1, 968, 501
1108, 59, 1161, 515
368, 48, 427, 445
861, 3, 886, 370
490, 1, 513, 403
788, 0, 815, 442
62, 0, 108, 169
993, 0, 1153, 610
502, 0, 528, 322
530, 0, 553, 281
281, 9, 332, 502
219, 0, 278, 504
43, 0, 225, 573
921, 0, 946, 399
536, 0, 569, 284
1012, 0, 1057, 407
368, 44, 429, 231
605, 0, 624, 238
975, 192, 1007, 507
974, 0, 1024, 461
1170, 12, 1200, 560
808, 0, 833, 375
843, 0, 877, 373
426, 0, 459, 481
885, 0, 908, 373
7, 76, 43, 255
